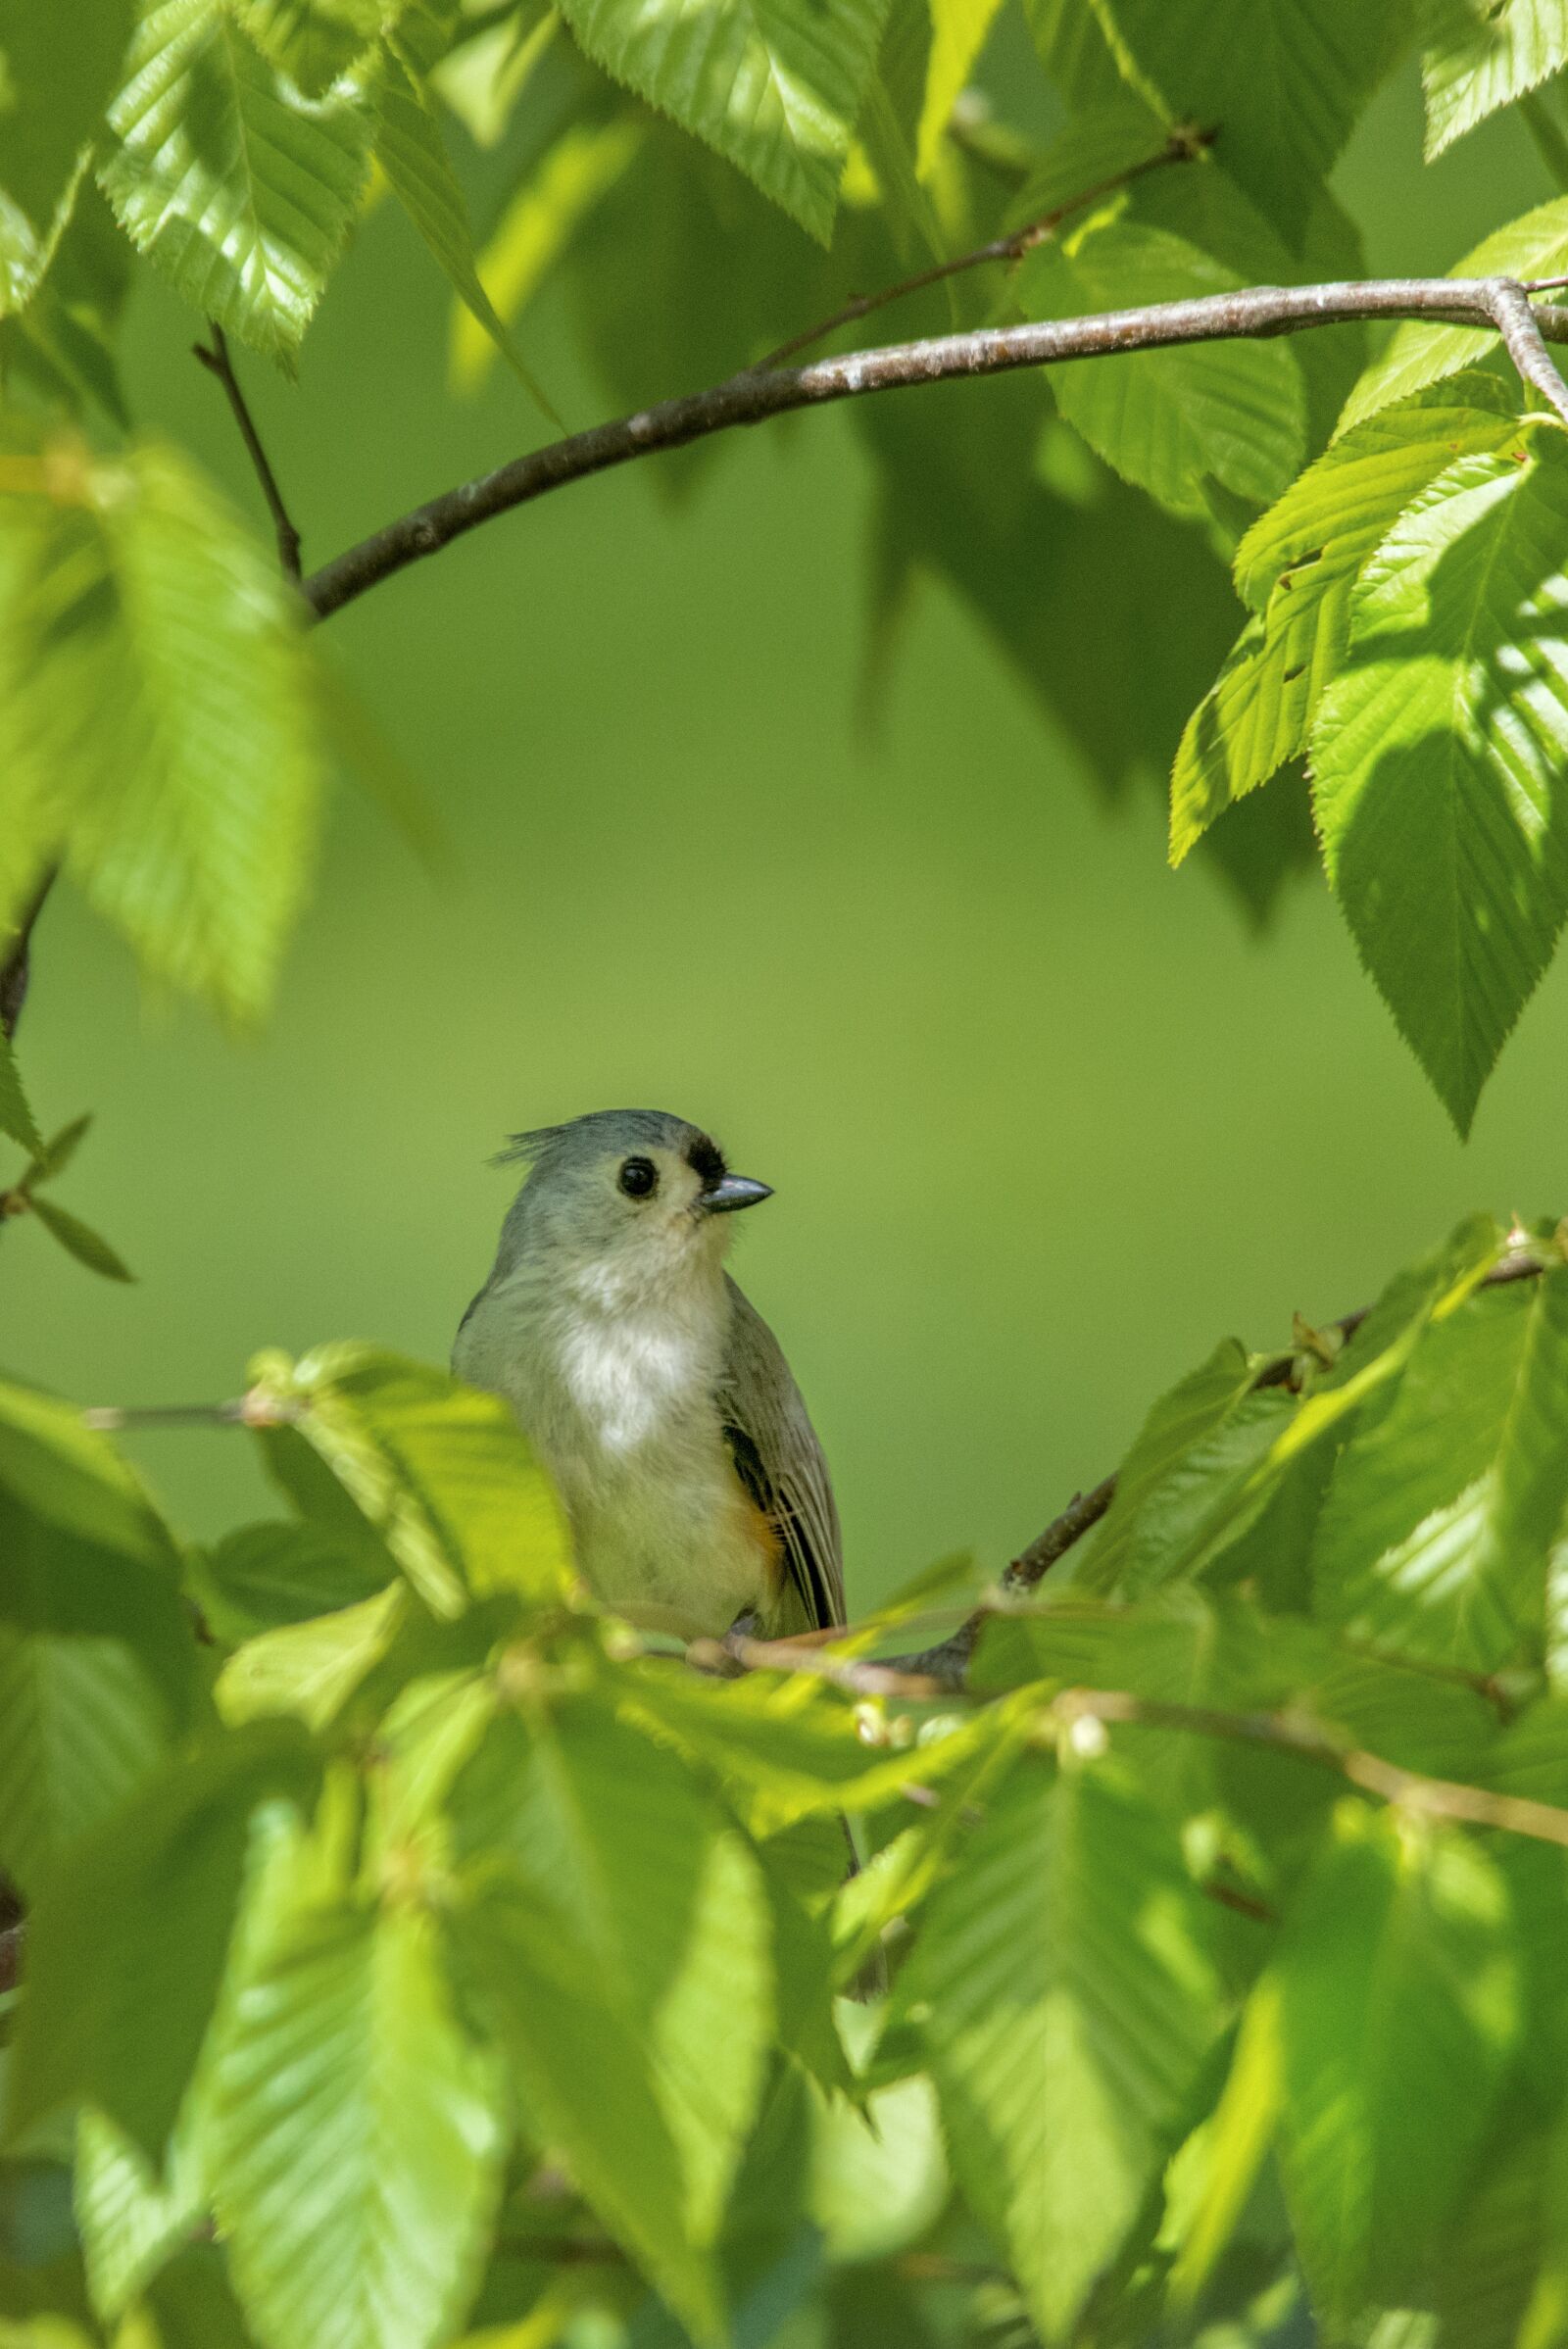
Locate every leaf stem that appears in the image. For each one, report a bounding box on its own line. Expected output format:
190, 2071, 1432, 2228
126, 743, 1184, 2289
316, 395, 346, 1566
194, 324, 305, 579
752, 123, 1213, 373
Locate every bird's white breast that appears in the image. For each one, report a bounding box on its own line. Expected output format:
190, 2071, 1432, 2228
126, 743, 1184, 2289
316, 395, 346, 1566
456, 1263, 770, 1638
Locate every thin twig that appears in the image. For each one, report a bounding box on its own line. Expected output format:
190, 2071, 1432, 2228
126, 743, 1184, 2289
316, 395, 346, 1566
1054, 1688, 1568, 1851
80, 1394, 299, 1432
302, 277, 1568, 622
194, 324, 304, 579
754, 125, 1212, 372
0, 867, 57, 1042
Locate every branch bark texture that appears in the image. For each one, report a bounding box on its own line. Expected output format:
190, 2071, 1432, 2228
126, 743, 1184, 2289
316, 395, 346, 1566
303, 278, 1568, 622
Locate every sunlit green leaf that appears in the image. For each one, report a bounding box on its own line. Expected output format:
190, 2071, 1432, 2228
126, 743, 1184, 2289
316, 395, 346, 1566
1340, 197, 1568, 430
248, 1344, 572, 1616
0, 438, 328, 1023
99, 0, 372, 360
553, 0, 888, 242
1274, 1804, 1519, 2324
1171, 377, 1525, 859
209, 1892, 505, 2349
1422, 0, 1568, 159
917, 0, 1005, 174
895, 1752, 1225, 2341
451, 1693, 772, 2242
240, 0, 391, 96
1311, 440, 1568, 1133
74, 2103, 205, 2322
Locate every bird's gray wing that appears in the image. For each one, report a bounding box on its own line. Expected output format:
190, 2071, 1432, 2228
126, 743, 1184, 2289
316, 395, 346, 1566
717, 1277, 845, 1633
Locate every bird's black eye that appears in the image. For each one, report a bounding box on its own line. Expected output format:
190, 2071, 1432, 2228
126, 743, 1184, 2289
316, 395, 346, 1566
617, 1155, 658, 1199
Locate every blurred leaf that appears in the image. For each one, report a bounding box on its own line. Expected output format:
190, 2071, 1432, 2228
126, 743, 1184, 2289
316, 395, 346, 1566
196, 1519, 392, 1646
1, 183, 133, 427
27, 1196, 132, 1282
451, 1694, 772, 2241
1166, 1977, 1285, 2309
808, 2070, 946, 2262
451, 115, 642, 389
455, 1885, 723, 2345
99, 0, 372, 361
240, 0, 391, 95
1422, 0, 1568, 158
1274, 1804, 1519, 2324
209, 1895, 505, 2349
1084, 0, 1406, 246
1340, 196, 1568, 429
1171, 375, 1524, 860
0, 0, 132, 311
7, 1729, 316, 2162
552, 0, 889, 242
1016, 212, 1307, 524
215, 1580, 407, 1729
1312, 1269, 1568, 1671
0, 1029, 41, 1158
917, 0, 1006, 174
248, 1344, 572, 1616
23, 1113, 93, 1187
1025, 0, 1130, 106
1311, 440, 1568, 1135
0, 1371, 177, 1565
895, 1752, 1225, 2342
0, 439, 328, 1023
74, 2103, 205, 2322
373, 40, 560, 421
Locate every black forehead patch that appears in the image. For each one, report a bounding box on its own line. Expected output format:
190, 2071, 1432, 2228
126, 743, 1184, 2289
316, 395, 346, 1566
686, 1133, 727, 1187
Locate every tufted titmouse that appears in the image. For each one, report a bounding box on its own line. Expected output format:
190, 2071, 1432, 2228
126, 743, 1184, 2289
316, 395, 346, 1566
454, 1110, 844, 1641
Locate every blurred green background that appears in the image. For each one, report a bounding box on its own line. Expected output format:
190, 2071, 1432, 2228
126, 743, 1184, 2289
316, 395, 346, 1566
6, 58, 1563, 1607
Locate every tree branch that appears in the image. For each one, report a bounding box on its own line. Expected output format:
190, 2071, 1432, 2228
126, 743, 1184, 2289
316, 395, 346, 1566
194, 324, 304, 580
302, 276, 1568, 623
754, 123, 1212, 372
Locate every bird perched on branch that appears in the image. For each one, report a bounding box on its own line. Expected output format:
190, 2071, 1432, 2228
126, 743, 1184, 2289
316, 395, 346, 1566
454, 1109, 844, 1642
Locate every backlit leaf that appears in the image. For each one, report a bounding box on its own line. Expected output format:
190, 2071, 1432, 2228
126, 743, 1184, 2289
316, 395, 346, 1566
1311, 440, 1568, 1132
0, 1028, 41, 1158
1422, 0, 1568, 158
0, 0, 132, 311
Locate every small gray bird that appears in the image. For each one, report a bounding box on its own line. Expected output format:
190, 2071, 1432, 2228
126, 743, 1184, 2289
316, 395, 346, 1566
454, 1110, 844, 1641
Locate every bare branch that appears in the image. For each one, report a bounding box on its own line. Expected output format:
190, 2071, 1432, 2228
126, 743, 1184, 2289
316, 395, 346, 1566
754, 124, 1212, 372
1488, 276, 1568, 426
302, 277, 1568, 623
194, 324, 304, 579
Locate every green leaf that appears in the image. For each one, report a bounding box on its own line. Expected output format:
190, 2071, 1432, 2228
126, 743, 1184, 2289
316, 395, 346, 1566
196, 1518, 392, 1645
248, 1344, 572, 1616
99, 0, 372, 361
0, 439, 328, 1024
454, 1884, 724, 2345
917, 0, 1005, 173
1311, 440, 1568, 1133
894, 1753, 1225, 2342
1083, 0, 1405, 246
371, 41, 560, 422
209, 1895, 505, 2349
240, 0, 391, 96
0, 0, 133, 311
0, 1028, 41, 1158
1171, 377, 1526, 859
552, 0, 889, 242
1274, 1804, 1519, 2324
215, 1580, 407, 1730
7, 1730, 316, 2162
1340, 197, 1568, 430
23, 1112, 93, 1186
27, 1196, 132, 1282
74, 2103, 205, 2322
451, 1694, 772, 2242
1312, 1269, 1568, 1670
1422, 0, 1568, 158
1016, 213, 1306, 524
1071, 1339, 1257, 1596
451, 115, 643, 390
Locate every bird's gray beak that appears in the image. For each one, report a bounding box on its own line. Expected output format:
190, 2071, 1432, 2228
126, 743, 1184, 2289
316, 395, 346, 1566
701, 1174, 773, 1214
